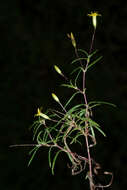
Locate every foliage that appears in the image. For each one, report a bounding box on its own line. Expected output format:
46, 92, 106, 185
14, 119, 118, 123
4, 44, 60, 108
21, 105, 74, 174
12, 12, 116, 190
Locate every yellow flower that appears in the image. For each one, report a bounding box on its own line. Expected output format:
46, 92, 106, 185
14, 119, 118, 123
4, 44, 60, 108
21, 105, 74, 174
87, 12, 101, 29
35, 108, 51, 120
35, 108, 41, 116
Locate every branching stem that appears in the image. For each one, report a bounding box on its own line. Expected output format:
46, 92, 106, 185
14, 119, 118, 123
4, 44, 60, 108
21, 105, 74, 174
74, 28, 97, 190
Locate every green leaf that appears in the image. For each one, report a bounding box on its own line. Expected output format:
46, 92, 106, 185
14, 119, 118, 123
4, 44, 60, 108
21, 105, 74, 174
43, 129, 49, 142
89, 119, 100, 128
51, 150, 62, 175
74, 68, 82, 86
29, 120, 39, 130
49, 109, 64, 120
67, 104, 85, 114
75, 114, 88, 121
33, 122, 42, 140
89, 101, 116, 108
48, 146, 53, 168
66, 152, 74, 163
71, 66, 82, 75
71, 57, 87, 64
51, 116, 64, 130
89, 103, 101, 109
78, 109, 86, 117
70, 132, 83, 145
78, 119, 88, 126
64, 91, 79, 109
28, 146, 39, 166
92, 125, 106, 137
37, 131, 44, 144
62, 83, 77, 90
77, 49, 88, 56
67, 127, 79, 136
87, 56, 103, 70
90, 126, 95, 138
89, 49, 98, 58
54, 134, 63, 143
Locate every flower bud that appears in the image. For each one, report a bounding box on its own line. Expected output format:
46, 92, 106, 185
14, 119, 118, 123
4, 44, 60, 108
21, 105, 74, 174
51, 93, 60, 103
54, 65, 62, 76
67, 32, 76, 48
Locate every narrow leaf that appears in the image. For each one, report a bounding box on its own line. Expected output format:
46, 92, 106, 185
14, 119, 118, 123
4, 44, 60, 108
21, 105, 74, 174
90, 126, 95, 138
62, 83, 77, 90
28, 146, 39, 166
64, 91, 79, 109
89, 101, 116, 108
33, 123, 42, 140
74, 69, 82, 86
89, 119, 100, 128
87, 56, 103, 70
52, 150, 62, 175
89, 49, 98, 58
71, 57, 87, 64
89, 103, 101, 109
48, 146, 53, 168
92, 125, 106, 137
77, 49, 88, 56
37, 131, 43, 144
71, 66, 82, 75
70, 132, 83, 144
67, 103, 85, 113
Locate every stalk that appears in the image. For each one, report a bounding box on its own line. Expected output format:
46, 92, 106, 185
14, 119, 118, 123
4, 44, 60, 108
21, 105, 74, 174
74, 29, 96, 190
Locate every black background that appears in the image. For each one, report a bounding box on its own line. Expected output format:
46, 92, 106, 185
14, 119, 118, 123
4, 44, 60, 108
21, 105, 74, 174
1, 0, 127, 189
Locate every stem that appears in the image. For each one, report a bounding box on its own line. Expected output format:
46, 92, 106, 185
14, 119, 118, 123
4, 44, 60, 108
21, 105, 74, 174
85, 131, 94, 190
10, 144, 39, 147
59, 101, 67, 113
81, 29, 96, 190
89, 29, 96, 55
75, 47, 83, 67
83, 70, 88, 106
83, 75, 94, 189
71, 29, 98, 189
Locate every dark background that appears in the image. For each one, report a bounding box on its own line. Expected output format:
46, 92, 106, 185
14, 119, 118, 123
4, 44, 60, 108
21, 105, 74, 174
1, 0, 127, 189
